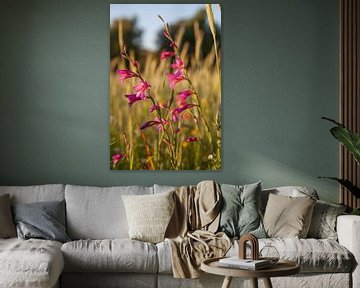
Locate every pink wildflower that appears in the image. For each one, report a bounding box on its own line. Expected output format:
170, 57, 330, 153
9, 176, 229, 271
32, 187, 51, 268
167, 70, 185, 89
176, 90, 193, 104
125, 94, 144, 106
116, 69, 136, 82
112, 153, 125, 166
172, 104, 197, 121
171, 58, 184, 72
169, 41, 177, 49
163, 30, 171, 39
132, 60, 139, 68
161, 51, 175, 60
140, 120, 160, 130
150, 103, 167, 113
155, 117, 170, 132
185, 137, 199, 142
134, 81, 151, 99
140, 117, 169, 131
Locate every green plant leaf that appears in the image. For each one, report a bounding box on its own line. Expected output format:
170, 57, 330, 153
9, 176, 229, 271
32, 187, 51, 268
322, 117, 360, 165
330, 127, 360, 165
318, 177, 360, 198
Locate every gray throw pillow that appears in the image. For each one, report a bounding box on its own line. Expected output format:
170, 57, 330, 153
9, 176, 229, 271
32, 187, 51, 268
12, 200, 70, 243
0, 194, 17, 238
307, 200, 347, 240
218, 182, 266, 238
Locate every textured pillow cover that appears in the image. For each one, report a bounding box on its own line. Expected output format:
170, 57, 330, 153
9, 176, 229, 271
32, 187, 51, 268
12, 200, 70, 243
307, 200, 347, 240
218, 182, 266, 238
263, 193, 316, 238
122, 190, 175, 243
0, 194, 16, 238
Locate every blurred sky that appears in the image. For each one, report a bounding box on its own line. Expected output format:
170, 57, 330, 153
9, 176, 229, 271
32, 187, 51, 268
110, 4, 221, 51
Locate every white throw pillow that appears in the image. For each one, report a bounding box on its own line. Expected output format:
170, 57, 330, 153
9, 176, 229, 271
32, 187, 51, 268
122, 191, 175, 243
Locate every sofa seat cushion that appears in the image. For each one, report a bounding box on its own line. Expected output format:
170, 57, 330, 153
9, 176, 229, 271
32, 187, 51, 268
0, 238, 64, 288
230, 238, 353, 273
157, 238, 353, 274
61, 239, 158, 273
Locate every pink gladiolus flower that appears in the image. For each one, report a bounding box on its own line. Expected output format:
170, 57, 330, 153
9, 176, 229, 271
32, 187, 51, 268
140, 120, 160, 130
167, 70, 185, 89
169, 41, 177, 49
172, 104, 197, 121
125, 94, 143, 106
112, 153, 125, 166
134, 81, 151, 99
171, 58, 184, 72
155, 117, 170, 132
176, 90, 193, 104
150, 103, 167, 113
132, 60, 139, 68
163, 30, 171, 39
116, 69, 136, 82
185, 137, 199, 142
140, 117, 169, 131
161, 51, 175, 60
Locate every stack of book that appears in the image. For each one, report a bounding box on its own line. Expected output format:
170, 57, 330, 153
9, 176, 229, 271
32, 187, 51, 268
218, 257, 271, 270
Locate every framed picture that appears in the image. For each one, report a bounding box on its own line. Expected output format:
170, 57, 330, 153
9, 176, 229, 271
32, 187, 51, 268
110, 4, 221, 170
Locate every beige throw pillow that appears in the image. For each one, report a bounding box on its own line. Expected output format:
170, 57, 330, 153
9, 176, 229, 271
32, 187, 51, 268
0, 194, 17, 238
122, 191, 175, 243
263, 193, 316, 238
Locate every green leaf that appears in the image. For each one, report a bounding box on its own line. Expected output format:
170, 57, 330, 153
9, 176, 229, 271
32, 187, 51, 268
322, 117, 360, 165
318, 177, 360, 198
330, 126, 360, 165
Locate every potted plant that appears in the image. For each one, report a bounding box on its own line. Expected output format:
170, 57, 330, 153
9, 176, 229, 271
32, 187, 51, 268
320, 117, 360, 215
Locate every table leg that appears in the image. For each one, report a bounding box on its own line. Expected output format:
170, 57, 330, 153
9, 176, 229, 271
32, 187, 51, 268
251, 278, 258, 288
263, 277, 273, 288
221, 276, 233, 288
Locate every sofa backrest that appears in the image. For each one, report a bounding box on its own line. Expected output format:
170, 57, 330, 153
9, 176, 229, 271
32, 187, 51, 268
65, 184, 153, 240
0, 184, 65, 204
153, 184, 176, 194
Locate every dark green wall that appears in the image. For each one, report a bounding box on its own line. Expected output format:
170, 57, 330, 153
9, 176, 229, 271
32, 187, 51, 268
0, 0, 339, 202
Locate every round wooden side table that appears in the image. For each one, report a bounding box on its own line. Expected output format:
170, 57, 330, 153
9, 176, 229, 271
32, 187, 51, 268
201, 257, 300, 288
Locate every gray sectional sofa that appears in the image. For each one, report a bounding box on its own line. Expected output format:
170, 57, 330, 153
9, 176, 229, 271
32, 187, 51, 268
0, 184, 359, 288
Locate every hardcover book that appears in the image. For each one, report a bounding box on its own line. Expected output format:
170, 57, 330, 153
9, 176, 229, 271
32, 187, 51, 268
218, 257, 271, 270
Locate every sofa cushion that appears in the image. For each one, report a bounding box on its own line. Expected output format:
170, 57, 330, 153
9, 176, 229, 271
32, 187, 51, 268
234, 238, 353, 273
65, 185, 153, 239
0, 194, 16, 238
157, 238, 353, 274
0, 184, 65, 204
61, 239, 158, 273
153, 184, 177, 194
0, 238, 64, 288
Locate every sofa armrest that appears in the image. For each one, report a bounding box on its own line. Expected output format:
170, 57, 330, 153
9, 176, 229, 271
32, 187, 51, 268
337, 215, 360, 288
